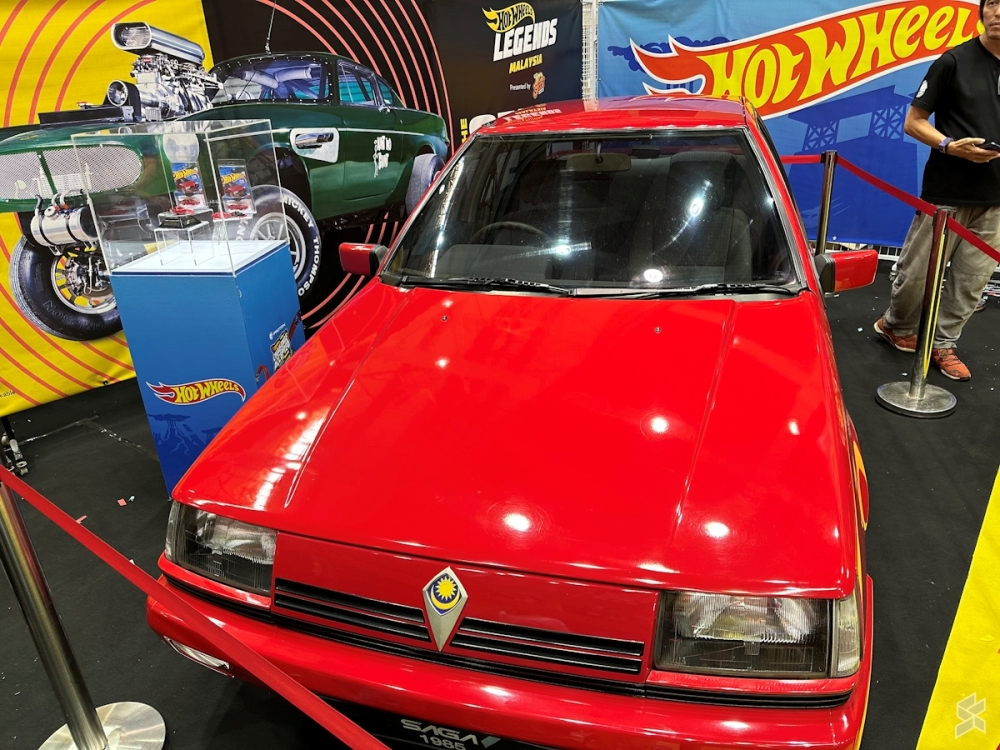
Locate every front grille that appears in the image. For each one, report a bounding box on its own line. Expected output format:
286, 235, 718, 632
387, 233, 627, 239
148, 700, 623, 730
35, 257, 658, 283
451, 618, 644, 674
0, 147, 143, 200
645, 684, 852, 709
173, 578, 850, 710
50, 146, 142, 194
273, 612, 647, 697
274, 579, 431, 641
0, 152, 45, 199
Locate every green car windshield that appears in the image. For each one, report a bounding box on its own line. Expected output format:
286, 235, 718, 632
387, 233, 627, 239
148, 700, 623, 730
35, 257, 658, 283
388, 131, 799, 293
211, 57, 327, 103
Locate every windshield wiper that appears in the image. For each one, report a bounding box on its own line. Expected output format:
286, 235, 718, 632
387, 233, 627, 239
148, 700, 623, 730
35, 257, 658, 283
571, 282, 801, 298
400, 275, 574, 295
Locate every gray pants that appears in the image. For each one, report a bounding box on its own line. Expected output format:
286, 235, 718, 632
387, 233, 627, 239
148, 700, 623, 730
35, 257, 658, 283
883, 205, 1000, 349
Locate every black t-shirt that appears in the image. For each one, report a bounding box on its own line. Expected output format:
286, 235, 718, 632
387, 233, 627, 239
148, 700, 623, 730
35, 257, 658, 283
913, 38, 1000, 206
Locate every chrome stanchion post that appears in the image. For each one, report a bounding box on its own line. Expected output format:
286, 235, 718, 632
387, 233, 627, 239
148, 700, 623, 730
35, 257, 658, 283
1, 416, 28, 475
815, 150, 838, 255
876, 207, 957, 417
0, 481, 166, 750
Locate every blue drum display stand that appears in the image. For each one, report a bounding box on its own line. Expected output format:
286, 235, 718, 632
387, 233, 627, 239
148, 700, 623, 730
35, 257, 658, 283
110, 239, 305, 491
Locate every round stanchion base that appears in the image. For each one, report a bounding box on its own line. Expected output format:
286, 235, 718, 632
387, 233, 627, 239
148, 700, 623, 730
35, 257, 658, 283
39, 702, 165, 750
876, 381, 956, 418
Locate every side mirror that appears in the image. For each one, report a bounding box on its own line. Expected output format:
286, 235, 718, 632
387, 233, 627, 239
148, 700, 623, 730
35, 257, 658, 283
813, 249, 879, 294
339, 243, 389, 277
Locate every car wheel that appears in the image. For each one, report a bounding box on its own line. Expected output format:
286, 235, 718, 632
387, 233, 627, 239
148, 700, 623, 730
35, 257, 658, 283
247, 185, 322, 298
405, 153, 444, 215
8, 236, 121, 341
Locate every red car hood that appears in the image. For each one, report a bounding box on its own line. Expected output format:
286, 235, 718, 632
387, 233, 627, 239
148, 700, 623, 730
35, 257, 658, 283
177, 282, 857, 597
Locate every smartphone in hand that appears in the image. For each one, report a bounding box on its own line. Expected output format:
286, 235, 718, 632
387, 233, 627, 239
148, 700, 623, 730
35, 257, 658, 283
979, 141, 1000, 151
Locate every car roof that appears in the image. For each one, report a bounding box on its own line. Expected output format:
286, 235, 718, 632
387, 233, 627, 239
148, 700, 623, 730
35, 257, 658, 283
212, 51, 363, 71
485, 95, 750, 134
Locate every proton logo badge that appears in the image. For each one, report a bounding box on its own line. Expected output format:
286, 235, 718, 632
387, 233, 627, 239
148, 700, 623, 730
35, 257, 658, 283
423, 567, 468, 651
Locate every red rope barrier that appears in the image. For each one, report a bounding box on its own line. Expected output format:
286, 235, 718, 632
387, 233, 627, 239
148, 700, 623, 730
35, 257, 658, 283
835, 157, 939, 217
785, 153, 1000, 265
778, 154, 822, 165
942, 215, 1000, 264
0, 466, 388, 750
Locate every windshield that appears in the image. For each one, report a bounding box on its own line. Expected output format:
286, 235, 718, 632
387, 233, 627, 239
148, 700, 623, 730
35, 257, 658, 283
388, 130, 798, 293
211, 57, 327, 103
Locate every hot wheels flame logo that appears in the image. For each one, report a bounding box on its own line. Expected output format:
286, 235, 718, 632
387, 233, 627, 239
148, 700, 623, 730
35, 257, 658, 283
483, 3, 535, 33
632, 0, 981, 117
148, 379, 246, 405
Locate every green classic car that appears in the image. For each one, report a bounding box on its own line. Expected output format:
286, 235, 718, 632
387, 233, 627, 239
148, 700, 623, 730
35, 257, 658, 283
0, 42, 449, 341
185, 52, 450, 300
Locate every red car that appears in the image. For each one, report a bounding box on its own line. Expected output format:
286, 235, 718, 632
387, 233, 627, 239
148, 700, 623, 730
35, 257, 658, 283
224, 181, 249, 200
175, 177, 201, 196
148, 95, 877, 749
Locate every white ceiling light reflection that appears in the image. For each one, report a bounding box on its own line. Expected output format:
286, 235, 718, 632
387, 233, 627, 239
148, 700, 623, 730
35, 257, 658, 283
705, 521, 729, 539
436, 358, 449, 369
251, 418, 324, 509
788, 420, 800, 435
639, 561, 678, 574
553, 244, 572, 256
643, 268, 664, 283
504, 512, 531, 532
650, 416, 668, 434
483, 685, 513, 699
688, 196, 704, 217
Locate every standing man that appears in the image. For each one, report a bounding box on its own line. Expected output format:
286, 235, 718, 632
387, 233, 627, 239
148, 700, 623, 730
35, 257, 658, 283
874, 0, 1000, 380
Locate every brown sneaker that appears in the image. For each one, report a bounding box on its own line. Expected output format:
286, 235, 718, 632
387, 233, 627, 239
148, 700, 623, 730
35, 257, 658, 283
931, 348, 971, 381
874, 317, 917, 353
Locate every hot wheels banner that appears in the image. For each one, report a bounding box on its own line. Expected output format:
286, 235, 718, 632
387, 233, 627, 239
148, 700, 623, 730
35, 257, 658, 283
421, 0, 582, 142
598, 0, 983, 246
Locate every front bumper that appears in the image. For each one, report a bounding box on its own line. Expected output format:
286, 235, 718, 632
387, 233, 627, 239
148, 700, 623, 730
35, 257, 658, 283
147, 574, 873, 749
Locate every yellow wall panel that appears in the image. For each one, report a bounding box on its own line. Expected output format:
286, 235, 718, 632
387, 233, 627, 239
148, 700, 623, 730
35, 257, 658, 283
0, 0, 211, 416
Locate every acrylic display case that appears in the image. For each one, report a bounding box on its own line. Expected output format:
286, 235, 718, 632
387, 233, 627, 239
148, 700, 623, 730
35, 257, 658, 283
72, 120, 305, 490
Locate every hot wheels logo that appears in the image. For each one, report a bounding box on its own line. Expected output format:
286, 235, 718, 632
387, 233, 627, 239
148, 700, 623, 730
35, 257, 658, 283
148, 379, 246, 405
483, 2, 535, 33
485, 2, 558, 61
632, 0, 981, 117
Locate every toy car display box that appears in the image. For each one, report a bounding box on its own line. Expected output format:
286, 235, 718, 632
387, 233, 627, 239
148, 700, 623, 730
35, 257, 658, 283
72, 120, 305, 490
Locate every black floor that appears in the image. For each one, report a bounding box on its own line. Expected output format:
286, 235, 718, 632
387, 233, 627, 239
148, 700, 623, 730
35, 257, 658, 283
2, 263, 997, 749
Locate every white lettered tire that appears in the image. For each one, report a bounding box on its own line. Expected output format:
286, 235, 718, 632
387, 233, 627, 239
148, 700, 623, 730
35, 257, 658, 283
247, 185, 322, 297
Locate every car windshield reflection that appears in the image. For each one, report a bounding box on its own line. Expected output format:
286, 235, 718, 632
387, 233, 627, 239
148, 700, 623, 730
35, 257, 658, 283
388, 131, 800, 294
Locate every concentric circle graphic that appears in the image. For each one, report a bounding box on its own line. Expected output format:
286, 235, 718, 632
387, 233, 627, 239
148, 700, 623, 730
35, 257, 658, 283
242, 0, 454, 328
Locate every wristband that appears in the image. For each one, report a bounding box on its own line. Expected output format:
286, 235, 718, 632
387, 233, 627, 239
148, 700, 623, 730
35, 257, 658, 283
939, 137, 954, 153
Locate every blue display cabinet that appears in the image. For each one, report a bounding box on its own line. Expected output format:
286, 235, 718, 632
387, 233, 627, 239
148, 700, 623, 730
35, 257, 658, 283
73, 121, 305, 491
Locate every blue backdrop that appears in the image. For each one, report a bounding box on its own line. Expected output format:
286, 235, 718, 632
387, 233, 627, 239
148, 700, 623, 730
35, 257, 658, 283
597, 0, 981, 246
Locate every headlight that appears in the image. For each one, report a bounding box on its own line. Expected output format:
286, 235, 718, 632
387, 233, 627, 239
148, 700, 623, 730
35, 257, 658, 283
165, 501, 276, 595
655, 590, 861, 678
832, 589, 861, 677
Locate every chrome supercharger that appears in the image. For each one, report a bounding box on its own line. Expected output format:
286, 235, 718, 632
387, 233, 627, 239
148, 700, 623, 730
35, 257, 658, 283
104, 22, 218, 122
